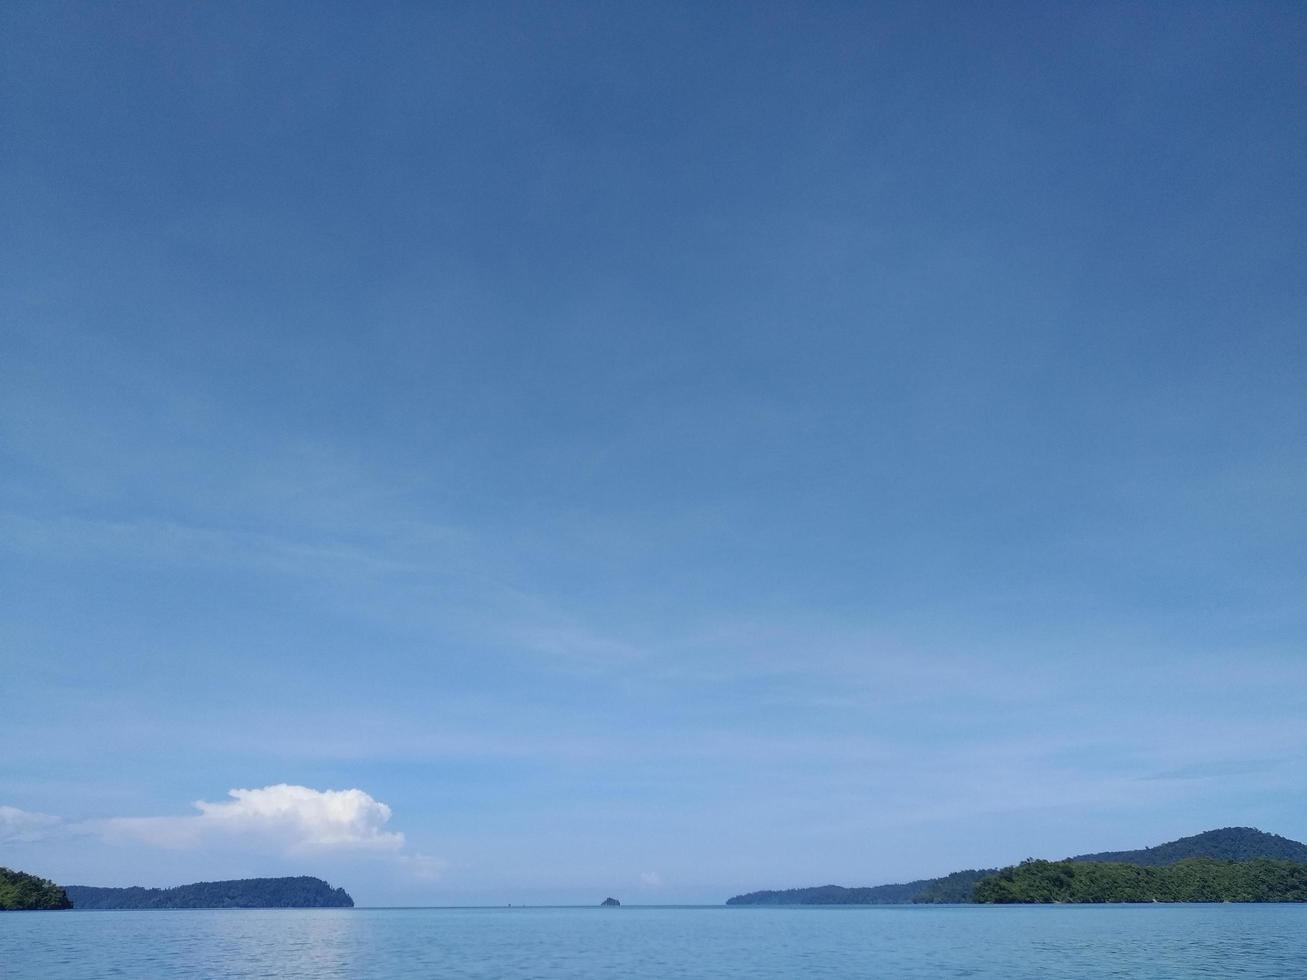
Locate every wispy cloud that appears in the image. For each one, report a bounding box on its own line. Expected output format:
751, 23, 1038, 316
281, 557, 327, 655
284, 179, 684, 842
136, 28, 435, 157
1138, 759, 1282, 782
0, 512, 423, 582
0, 805, 64, 843
399, 852, 448, 881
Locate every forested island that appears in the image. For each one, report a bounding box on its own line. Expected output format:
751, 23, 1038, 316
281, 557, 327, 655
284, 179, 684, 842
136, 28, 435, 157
64, 876, 354, 909
0, 868, 72, 910
728, 869, 994, 906
727, 828, 1307, 906
1069, 828, 1307, 866
975, 858, 1307, 903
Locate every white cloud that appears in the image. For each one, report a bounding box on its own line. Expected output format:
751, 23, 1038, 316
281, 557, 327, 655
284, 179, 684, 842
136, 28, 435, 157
0, 805, 63, 843
101, 784, 406, 854
7, 786, 444, 880
639, 871, 663, 888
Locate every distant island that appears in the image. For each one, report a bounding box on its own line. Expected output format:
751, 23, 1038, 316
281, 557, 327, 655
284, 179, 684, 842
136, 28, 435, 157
1, 868, 72, 911
728, 828, 1307, 906
600, 896, 621, 907
728, 869, 994, 906
64, 876, 354, 910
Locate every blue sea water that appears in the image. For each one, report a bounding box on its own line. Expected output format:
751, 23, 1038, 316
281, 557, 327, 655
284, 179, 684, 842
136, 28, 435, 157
3, 905, 1305, 979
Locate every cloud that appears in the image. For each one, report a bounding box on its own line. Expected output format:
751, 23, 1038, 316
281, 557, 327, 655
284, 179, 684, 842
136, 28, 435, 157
639, 871, 663, 888
6, 785, 443, 880
101, 784, 406, 854
1138, 759, 1279, 782
399, 852, 447, 881
0, 805, 63, 843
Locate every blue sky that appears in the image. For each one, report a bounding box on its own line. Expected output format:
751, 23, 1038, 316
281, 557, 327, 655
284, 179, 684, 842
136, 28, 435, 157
1, 1, 1304, 905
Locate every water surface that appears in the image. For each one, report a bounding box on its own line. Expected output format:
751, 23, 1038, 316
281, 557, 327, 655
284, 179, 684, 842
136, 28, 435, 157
3, 904, 1305, 979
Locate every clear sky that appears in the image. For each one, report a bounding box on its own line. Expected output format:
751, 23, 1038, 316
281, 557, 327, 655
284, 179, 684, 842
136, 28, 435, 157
2, 1, 1304, 906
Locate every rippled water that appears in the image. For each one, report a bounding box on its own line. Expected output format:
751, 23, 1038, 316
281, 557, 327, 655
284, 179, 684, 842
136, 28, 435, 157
3, 905, 1305, 979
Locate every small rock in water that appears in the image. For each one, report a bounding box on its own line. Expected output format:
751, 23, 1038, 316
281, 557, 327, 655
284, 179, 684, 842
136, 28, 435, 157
600, 897, 620, 907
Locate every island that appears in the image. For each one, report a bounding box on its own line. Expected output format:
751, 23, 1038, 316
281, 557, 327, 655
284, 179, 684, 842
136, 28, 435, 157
727, 869, 993, 906
600, 896, 621, 907
974, 857, 1307, 903
1067, 827, 1307, 866
0, 867, 72, 911
728, 827, 1307, 905
63, 876, 354, 909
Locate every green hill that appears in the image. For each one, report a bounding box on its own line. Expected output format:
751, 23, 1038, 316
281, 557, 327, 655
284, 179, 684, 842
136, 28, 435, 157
975, 857, 1307, 903
727, 882, 917, 906
726, 828, 1307, 905
1069, 827, 1307, 867
0, 868, 72, 910
726, 869, 994, 906
64, 876, 353, 909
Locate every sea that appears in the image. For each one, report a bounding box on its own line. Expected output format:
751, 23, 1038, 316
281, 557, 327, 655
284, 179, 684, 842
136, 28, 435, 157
3, 904, 1305, 979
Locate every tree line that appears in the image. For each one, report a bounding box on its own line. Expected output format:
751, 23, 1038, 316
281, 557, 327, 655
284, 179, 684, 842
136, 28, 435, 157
974, 858, 1307, 903
0, 868, 72, 910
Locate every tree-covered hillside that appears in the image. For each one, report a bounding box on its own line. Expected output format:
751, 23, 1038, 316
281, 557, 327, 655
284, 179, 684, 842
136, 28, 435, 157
726, 827, 1307, 906
0, 868, 72, 910
727, 869, 995, 906
1070, 827, 1307, 867
64, 876, 353, 909
975, 858, 1307, 903
728, 882, 920, 905
909, 869, 995, 903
